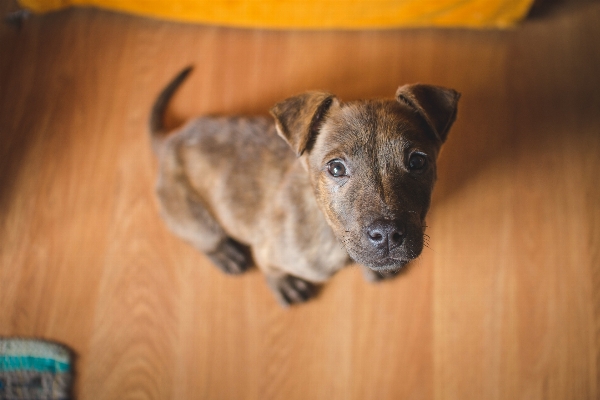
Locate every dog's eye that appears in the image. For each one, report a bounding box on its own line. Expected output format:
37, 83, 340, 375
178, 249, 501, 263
327, 160, 347, 177
408, 153, 427, 171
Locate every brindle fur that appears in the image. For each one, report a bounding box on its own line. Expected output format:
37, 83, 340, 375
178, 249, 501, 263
150, 67, 460, 306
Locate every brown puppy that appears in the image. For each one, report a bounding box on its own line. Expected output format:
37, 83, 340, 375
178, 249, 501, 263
150, 67, 460, 306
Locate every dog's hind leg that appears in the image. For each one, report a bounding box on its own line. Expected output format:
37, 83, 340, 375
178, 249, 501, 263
206, 237, 252, 275
156, 179, 252, 274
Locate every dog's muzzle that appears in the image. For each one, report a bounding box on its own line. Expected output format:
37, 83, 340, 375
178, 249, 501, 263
347, 217, 424, 272
365, 218, 406, 251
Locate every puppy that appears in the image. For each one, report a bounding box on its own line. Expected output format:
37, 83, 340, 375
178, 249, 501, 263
150, 67, 459, 306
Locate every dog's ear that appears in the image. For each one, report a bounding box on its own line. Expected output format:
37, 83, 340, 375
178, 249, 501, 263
396, 84, 460, 143
270, 92, 338, 156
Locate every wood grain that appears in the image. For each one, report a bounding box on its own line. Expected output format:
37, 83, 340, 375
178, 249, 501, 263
1, 1, 599, 399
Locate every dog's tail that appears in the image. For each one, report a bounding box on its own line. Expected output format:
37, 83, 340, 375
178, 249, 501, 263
149, 66, 193, 154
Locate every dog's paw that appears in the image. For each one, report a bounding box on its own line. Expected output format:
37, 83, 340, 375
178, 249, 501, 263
207, 238, 252, 275
266, 274, 317, 307
361, 265, 400, 282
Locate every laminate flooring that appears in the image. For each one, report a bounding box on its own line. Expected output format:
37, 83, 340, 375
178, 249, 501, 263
1, 0, 599, 398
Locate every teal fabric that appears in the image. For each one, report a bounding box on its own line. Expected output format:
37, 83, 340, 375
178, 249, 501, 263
0, 355, 71, 373
0, 339, 73, 399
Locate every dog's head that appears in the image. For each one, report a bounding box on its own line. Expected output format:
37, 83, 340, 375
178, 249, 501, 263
270, 85, 460, 272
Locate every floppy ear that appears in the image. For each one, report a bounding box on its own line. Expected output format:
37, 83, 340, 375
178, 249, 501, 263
396, 84, 460, 143
270, 92, 337, 156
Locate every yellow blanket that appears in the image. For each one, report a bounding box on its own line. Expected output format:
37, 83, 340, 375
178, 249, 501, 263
18, 0, 535, 29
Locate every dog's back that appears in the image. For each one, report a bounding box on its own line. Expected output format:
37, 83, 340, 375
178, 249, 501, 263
149, 69, 298, 249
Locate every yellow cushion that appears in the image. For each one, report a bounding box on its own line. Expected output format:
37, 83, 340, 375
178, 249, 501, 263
18, 0, 535, 29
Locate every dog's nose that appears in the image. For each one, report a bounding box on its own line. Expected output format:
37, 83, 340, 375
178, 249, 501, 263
366, 219, 405, 250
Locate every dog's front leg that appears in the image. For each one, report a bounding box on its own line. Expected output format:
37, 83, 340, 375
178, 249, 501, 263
265, 271, 318, 307
360, 265, 401, 282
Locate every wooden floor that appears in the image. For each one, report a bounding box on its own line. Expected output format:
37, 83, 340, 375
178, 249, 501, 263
1, 1, 599, 399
